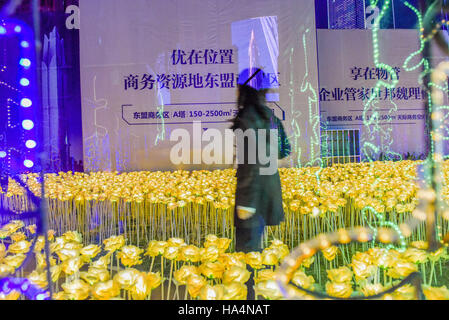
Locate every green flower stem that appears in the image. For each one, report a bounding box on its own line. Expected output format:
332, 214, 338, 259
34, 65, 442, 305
167, 260, 174, 300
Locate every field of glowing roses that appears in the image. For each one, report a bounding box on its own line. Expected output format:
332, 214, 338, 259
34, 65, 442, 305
1, 225, 449, 300
0, 160, 449, 300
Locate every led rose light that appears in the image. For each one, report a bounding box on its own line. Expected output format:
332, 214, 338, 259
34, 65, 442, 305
20, 98, 32, 108
20, 78, 30, 86
19, 58, 31, 68
23, 159, 34, 168
25, 140, 37, 149
22, 119, 34, 130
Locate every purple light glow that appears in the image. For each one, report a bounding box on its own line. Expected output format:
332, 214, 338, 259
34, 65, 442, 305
0, 278, 50, 300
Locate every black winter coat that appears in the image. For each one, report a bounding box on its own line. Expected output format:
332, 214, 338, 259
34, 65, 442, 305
231, 103, 291, 229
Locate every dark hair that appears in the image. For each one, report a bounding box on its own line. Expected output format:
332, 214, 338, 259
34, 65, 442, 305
231, 68, 271, 129
231, 84, 270, 130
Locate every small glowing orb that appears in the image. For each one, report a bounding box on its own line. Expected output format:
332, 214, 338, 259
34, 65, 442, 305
36, 293, 48, 300
22, 119, 34, 130
19, 58, 31, 68
24, 159, 34, 168
20, 78, 30, 86
25, 140, 37, 149
20, 98, 32, 108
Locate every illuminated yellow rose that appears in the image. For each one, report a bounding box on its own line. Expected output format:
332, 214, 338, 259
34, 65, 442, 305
429, 247, 447, 262
401, 248, 428, 264
325, 281, 353, 298
223, 266, 250, 284
0, 243, 5, 261
146, 271, 162, 290
351, 259, 376, 281
221, 253, 247, 269
50, 237, 66, 252
179, 245, 200, 263
56, 249, 79, 261
0, 264, 15, 277
386, 260, 418, 279
410, 241, 428, 250
53, 291, 70, 300
61, 279, 90, 300
61, 257, 84, 275
80, 268, 110, 286
10, 232, 27, 242
360, 283, 385, 297
200, 246, 220, 262
217, 238, 232, 252
270, 239, 285, 247
63, 241, 83, 251
391, 284, 416, 300
92, 280, 120, 300
80, 245, 101, 260
0, 229, 10, 239
223, 282, 247, 300
130, 272, 150, 300
199, 261, 225, 279
4, 254, 25, 268
28, 270, 48, 289
47, 230, 55, 241
355, 251, 374, 265
322, 246, 339, 261
327, 267, 353, 283
33, 236, 46, 253
26, 224, 36, 234
301, 256, 315, 268
90, 254, 111, 269
167, 237, 185, 247
0, 290, 20, 300
245, 252, 263, 270
35, 252, 56, 270
174, 265, 199, 285
113, 268, 140, 290
423, 285, 449, 300
8, 240, 30, 254
1, 221, 24, 234
262, 248, 279, 266
118, 245, 143, 267
186, 274, 207, 298
103, 235, 125, 252
62, 231, 83, 244
272, 244, 290, 261
199, 284, 225, 300
255, 269, 276, 284
291, 270, 315, 290
255, 280, 283, 300
367, 248, 396, 268
163, 246, 180, 261
145, 240, 168, 257
50, 265, 62, 282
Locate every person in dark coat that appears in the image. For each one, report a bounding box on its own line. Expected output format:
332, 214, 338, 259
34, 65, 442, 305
231, 68, 291, 299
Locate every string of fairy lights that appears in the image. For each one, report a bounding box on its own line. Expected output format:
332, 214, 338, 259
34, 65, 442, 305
0, 17, 50, 300
0, 18, 38, 173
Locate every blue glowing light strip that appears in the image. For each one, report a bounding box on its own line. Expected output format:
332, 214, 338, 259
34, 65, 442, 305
0, 18, 38, 171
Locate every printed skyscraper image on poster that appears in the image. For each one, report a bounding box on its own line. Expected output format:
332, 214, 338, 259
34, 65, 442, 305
79, 0, 320, 172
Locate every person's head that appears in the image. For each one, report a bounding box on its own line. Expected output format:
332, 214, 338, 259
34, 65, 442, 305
236, 68, 269, 109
